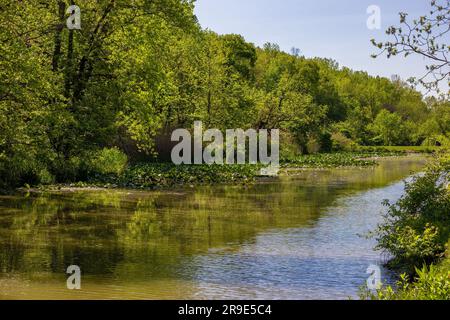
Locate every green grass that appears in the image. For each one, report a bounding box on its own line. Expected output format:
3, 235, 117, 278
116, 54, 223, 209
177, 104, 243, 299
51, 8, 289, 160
362, 249, 450, 300
280, 151, 403, 168
356, 145, 440, 153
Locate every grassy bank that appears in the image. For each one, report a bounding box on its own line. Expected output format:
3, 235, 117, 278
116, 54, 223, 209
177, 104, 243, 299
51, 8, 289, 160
281, 152, 380, 168
363, 249, 450, 300
356, 145, 440, 154
3, 144, 435, 192
26, 151, 417, 191
280, 147, 435, 169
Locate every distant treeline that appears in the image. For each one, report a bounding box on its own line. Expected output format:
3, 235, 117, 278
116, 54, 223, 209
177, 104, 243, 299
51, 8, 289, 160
1, 0, 449, 187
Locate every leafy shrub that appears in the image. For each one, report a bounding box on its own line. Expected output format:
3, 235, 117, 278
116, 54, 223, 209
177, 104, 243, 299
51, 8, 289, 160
50, 156, 83, 183
362, 255, 450, 300
422, 135, 450, 148
280, 131, 302, 158
331, 132, 355, 151
382, 224, 443, 269
374, 155, 450, 273
84, 148, 128, 178
0, 148, 55, 188
318, 131, 333, 153
359, 151, 450, 300
36, 168, 55, 185
306, 137, 321, 154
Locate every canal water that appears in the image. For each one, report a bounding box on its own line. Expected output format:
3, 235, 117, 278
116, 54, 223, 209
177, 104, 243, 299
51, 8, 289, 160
0, 156, 427, 299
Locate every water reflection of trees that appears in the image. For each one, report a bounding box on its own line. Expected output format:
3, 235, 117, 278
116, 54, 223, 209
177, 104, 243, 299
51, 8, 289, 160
0, 158, 426, 281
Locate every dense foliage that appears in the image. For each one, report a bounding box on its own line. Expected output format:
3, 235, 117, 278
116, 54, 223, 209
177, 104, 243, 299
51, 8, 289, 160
375, 153, 450, 272
366, 151, 450, 300
362, 257, 450, 300
1, 0, 449, 188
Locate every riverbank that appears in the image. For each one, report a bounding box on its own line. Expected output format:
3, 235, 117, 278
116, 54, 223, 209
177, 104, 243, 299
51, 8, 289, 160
362, 248, 450, 300
15, 151, 431, 192
363, 151, 450, 300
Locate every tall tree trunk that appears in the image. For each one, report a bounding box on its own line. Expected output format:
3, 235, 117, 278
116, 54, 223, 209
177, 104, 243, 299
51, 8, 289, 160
64, 28, 74, 100
73, 0, 115, 103
52, 1, 66, 72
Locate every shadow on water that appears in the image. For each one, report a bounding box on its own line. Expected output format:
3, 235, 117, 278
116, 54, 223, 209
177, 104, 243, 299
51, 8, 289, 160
0, 156, 427, 299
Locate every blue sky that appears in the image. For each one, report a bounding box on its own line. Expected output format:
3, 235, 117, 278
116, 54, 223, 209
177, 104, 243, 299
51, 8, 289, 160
194, 0, 438, 91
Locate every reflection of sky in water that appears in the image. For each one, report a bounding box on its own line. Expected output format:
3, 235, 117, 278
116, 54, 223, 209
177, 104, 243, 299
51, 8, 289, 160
185, 181, 406, 299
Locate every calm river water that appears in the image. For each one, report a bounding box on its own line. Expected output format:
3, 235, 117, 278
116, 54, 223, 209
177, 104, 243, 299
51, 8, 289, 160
0, 156, 427, 299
